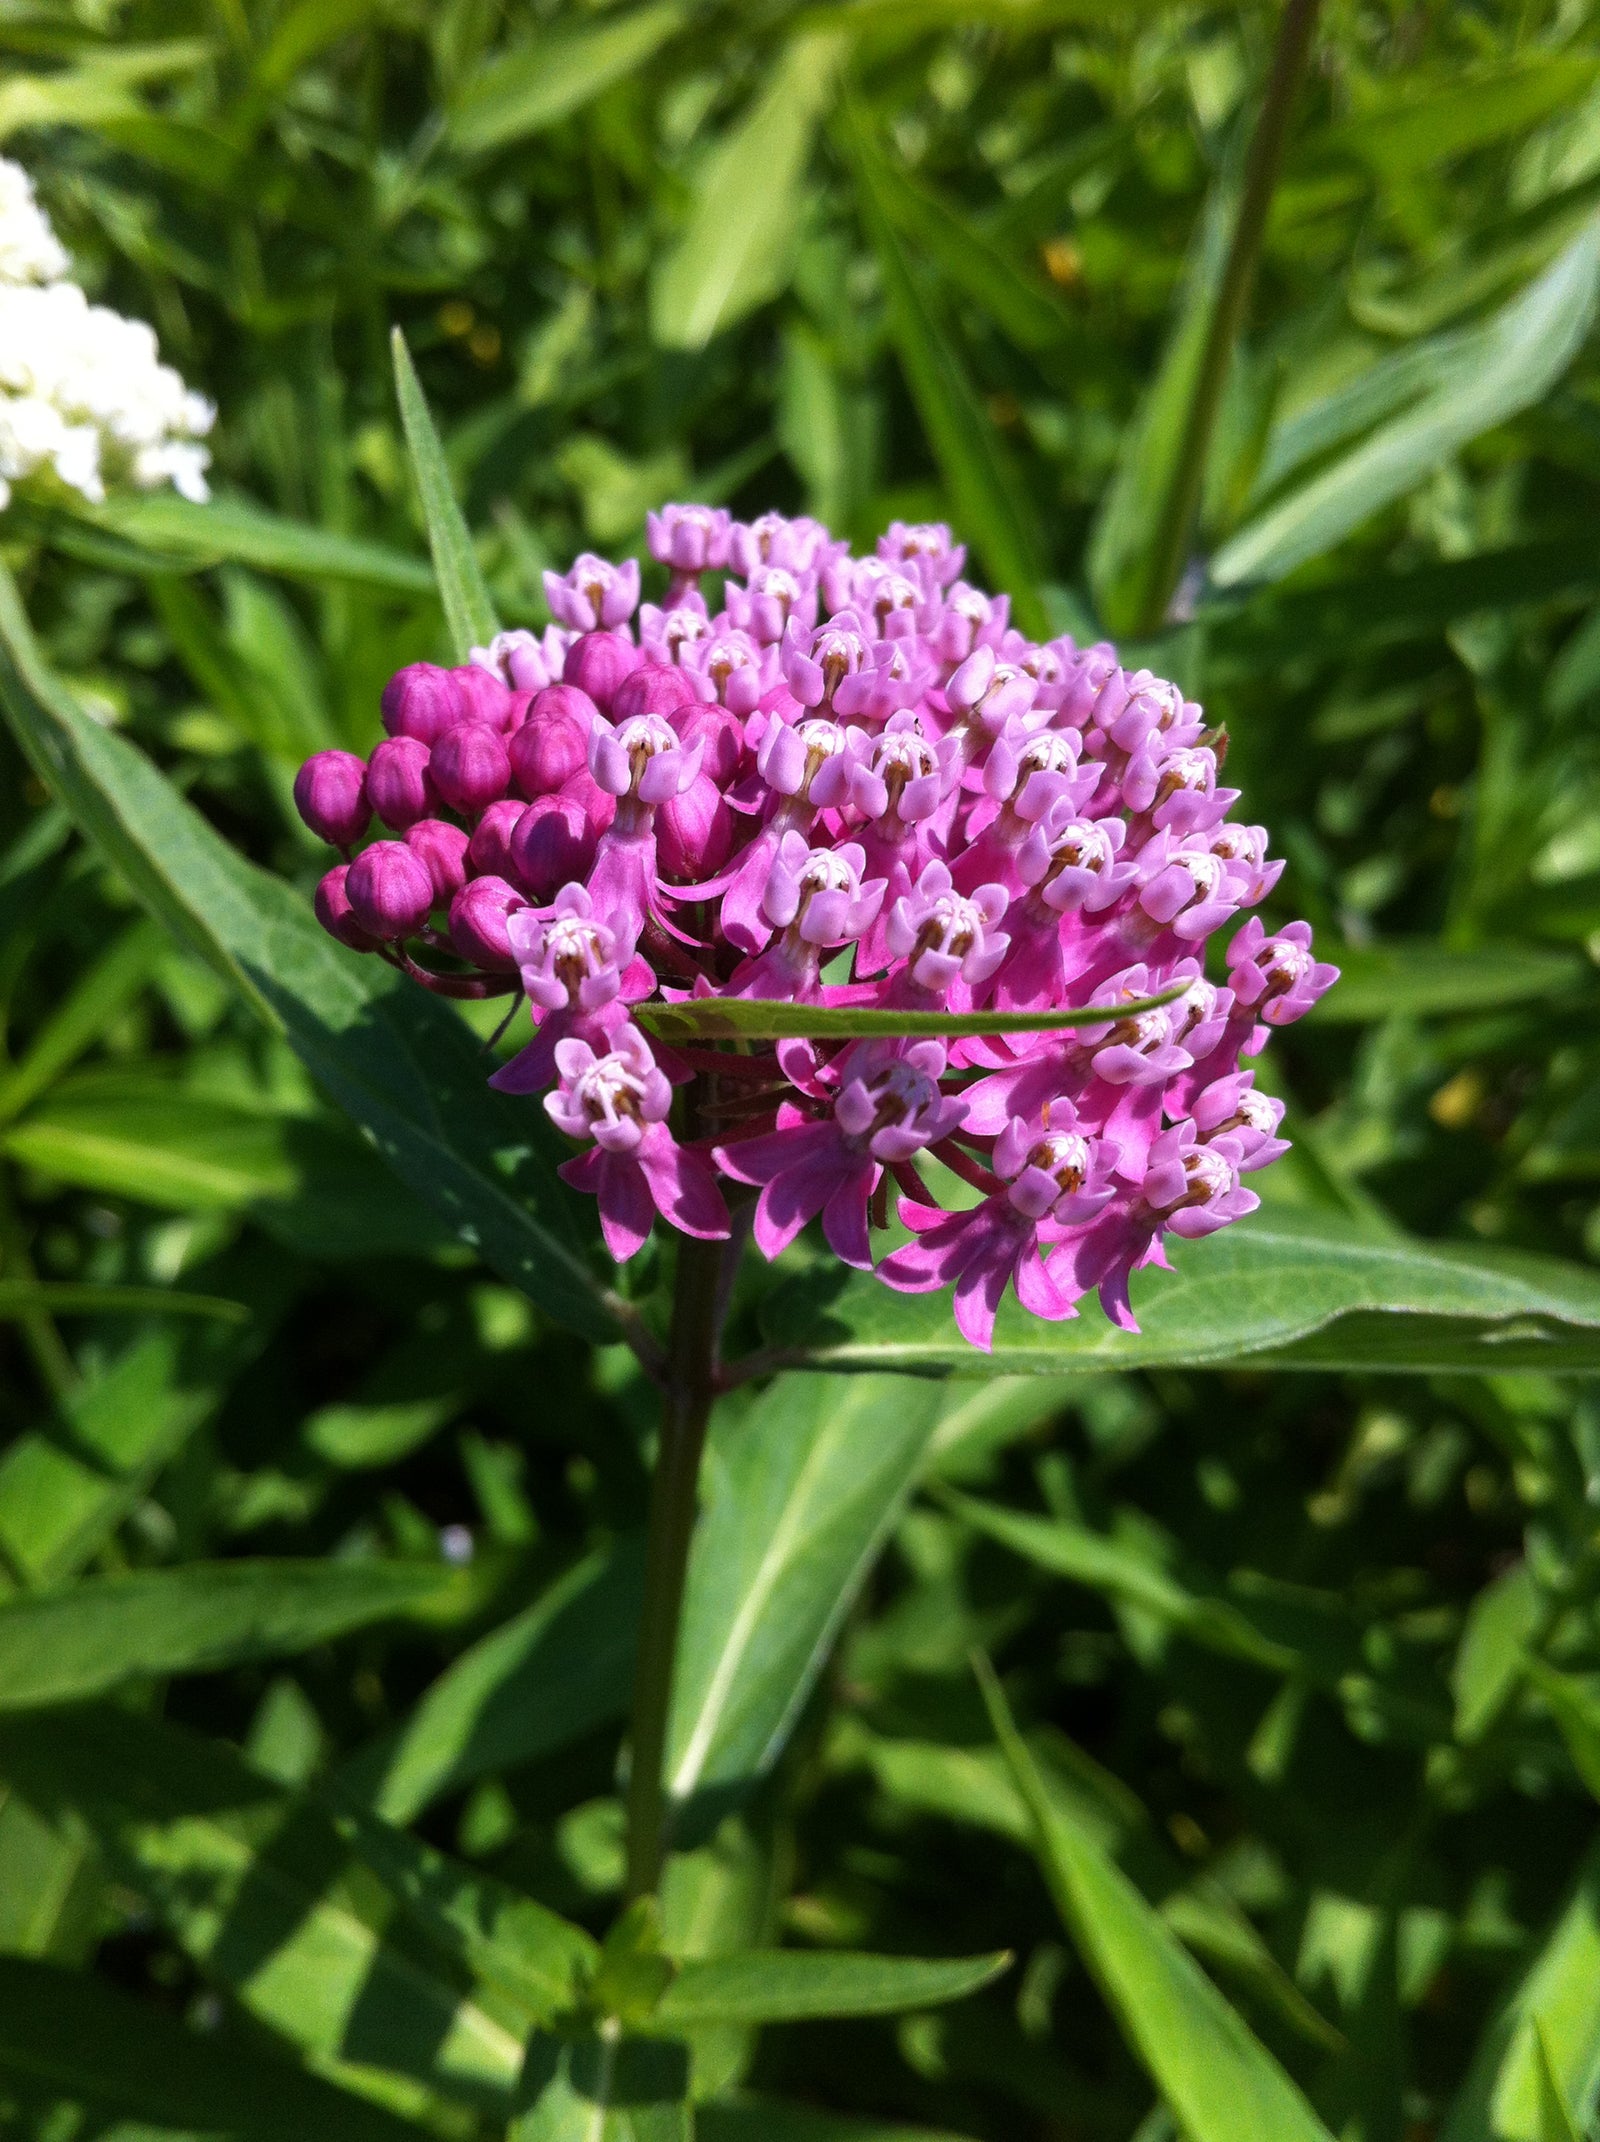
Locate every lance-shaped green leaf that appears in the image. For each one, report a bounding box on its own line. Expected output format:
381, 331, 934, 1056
976, 1658, 1338, 2142
635, 986, 1184, 1046
0, 1707, 573, 2111
345, 1541, 643, 1822
0, 1278, 245, 1320
655, 1948, 1008, 2026
77, 490, 435, 591
0, 1955, 432, 2142
666, 1375, 946, 1828
1213, 213, 1600, 587
850, 119, 1048, 638
449, 4, 685, 158
0, 1558, 478, 1710
758, 1209, 1600, 1376
391, 328, 498, 658
1439, 1841, 1600, 2142
0, 564, 616, 1344
652, 33, 846, 350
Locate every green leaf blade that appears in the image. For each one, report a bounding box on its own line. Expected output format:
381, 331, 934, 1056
390, 329, 499, 658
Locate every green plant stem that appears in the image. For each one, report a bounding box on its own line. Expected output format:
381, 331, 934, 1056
623, 1227, 724, 1901
1138, 0, 1323, 633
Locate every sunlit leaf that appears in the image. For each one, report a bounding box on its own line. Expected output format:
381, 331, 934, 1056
655, 1948, 1008, 2025
391, 329, 499, 658
450, 5, 686, 157
636, 987, 1183, 1045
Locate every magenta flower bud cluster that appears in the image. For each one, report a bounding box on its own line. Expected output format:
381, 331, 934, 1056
294, 508, 1337, 1350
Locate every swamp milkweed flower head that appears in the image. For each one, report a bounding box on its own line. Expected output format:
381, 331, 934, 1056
297, 510, 1338, 1350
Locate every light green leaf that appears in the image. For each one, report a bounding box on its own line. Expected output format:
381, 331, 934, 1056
0, 1709, 538, 2110
0, 1559, 476, 1710
851, 119, 1048, 637
1453, 1563, 1541, 1743
79, 492, 435, 592
655, 1948, 1008, 2026
305, 1393, 461, 1468
1322, 57, 1600, 182
4, 1086, 301, 1210
0, 563, 615, 1343
347, 1542, 643, 1823
1439, 1842, 1600, 2142
977, 1659, 1338, 2142
0, 1955, 431, 2142
391, 329, 499, 658
652, 33, 846, 350
513, 2031, 691, 2142
1213, 214, 1600, 586
1308, 942, 1585, 1024
1523, 1660, 1600, 1802
637, 986, 1183, 1045
1535, 2022, 1585, 2142
449, 5, 685, 158
760, 1209, 1600, 1376
666, 1375, 946, 1821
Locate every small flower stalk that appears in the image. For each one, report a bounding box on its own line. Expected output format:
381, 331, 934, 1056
296, 509, 1336, 1352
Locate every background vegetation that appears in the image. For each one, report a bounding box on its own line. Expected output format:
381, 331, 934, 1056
7, 1, 1600, 2137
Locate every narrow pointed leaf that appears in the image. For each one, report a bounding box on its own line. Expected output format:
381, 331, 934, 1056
976, 1658, 1337, 2142
0, 1279, 245, 1320
636, 986, 1184, 1045
1535, 2024, 1584, 2142
81, 491, 435, 591
655, 1948, 1009, 2026
391, 329, 498, 658
449, 5, 685, 157
653, 33, 846, 350
0, 1559, 477, 1709
1213, 214, 1600, 587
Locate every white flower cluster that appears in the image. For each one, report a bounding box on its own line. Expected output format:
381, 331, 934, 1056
0, 156, 214, 511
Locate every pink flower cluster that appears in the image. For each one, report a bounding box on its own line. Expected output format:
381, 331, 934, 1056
295, 507, 1336, 1350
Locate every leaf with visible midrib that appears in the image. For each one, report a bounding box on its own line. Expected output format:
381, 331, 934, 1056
656, 1947, 1009, 2025
391, 328, 499, 658
637, 986, 1183, 1044
0, 564, 615, 1345
759, 1208, 1600, 1376
0, 1559, 476, 1710
977, 1658, 1338, 2142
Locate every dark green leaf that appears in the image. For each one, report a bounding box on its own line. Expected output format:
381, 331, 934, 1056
0, 1559, 476, 1709
1307, 942, 1586, 1023
0, 1279, 245, 1320
760, 1210, 1600, 1375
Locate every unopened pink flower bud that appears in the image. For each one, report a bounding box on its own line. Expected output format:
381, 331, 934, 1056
449, 874, 527, 970
345, 840, 434, 941
468, 798, 528, 883
314, 863, 379, 951
366, 736, 436, 831
509, 685, 597, 797
613, 662, 697, 726
658, 773, 734, 881
563, 629, 640, 711
452, 664, 516, 731
511, 791, 598, 900
429, 721, 511, 816
293, 750, 370, 848
404, 818, 469, 903
381, 663, 459, 746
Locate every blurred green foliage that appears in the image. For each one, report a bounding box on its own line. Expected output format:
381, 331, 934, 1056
5, 1, 1600, 2138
